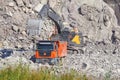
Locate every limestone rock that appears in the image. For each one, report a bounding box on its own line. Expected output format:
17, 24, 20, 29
14, 0, 24, 7
8, 2, 15, 7
21, 31, 27, 36
3, 41, 9, 46
40, 0, 47, 5
0, 42, 3, 48
6, 11, 13, 17
34, 3, 44, 12
104, 0, 120, 25
22, 0, 31, 8
15, 43, 22, 49
12, 25, 19, 32
12, 12, 24, 26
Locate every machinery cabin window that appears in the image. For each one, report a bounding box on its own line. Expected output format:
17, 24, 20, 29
36, 44, 54, 50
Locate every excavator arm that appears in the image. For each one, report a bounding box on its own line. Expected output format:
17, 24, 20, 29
38, 4, 64, 34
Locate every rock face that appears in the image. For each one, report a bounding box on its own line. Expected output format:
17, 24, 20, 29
62, 0, 119, 43
104, 0, 120, 26
0, 0, 120, 78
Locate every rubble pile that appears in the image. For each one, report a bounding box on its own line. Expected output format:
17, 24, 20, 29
63, 42, 120, 78
0, 0, 120, 78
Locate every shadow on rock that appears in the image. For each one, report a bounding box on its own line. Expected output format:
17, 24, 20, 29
30, 55, 36, 63
0, 49, 13, 58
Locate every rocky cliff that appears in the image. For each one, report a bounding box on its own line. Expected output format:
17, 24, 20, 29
104, 0, 120, 26
0, 0, 120, 48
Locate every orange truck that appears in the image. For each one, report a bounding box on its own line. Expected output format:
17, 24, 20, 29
35, 41, 67, 64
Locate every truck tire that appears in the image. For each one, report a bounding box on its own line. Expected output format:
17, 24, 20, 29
35, 59, 40, 63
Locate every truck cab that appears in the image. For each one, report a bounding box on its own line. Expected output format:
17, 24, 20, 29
35, 41, 67, 64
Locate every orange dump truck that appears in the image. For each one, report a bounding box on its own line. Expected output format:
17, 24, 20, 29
35, 41, 67, 64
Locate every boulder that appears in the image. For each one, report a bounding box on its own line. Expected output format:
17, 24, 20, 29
21, 31, 27, 36
8, 2, 15, 7
34, 3, 44, 12
6, 11, 13, 17
40, 0, 47, 5
12, 25, 19, 32
22, 0, 31, 8
82, 62, 87, 69
3, 41, 9, 46
14, 0, 24, 7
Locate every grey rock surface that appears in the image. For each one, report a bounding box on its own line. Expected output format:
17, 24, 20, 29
62, 0, 118, 43
0, 0, 120, 78
104, 0, 120, 26
34, 3, 44, 12
62, 42, 120, 78
14, 0, 24, 7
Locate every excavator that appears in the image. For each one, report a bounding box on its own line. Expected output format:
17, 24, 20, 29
27, 4, 83, 64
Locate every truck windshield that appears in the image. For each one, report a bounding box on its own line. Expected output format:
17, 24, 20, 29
36, 44, 54, 50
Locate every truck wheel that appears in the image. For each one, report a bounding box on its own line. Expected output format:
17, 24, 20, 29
73, 50, 78, 54
35, 59, 40, 63
49, 58, 59, 65
73, 49, 84, 54
78, 49, 84, 54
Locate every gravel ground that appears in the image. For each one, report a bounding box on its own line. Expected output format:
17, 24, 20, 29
1, 42, 120, 79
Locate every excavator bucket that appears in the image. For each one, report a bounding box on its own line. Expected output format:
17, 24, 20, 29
26, 19, 44, 36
